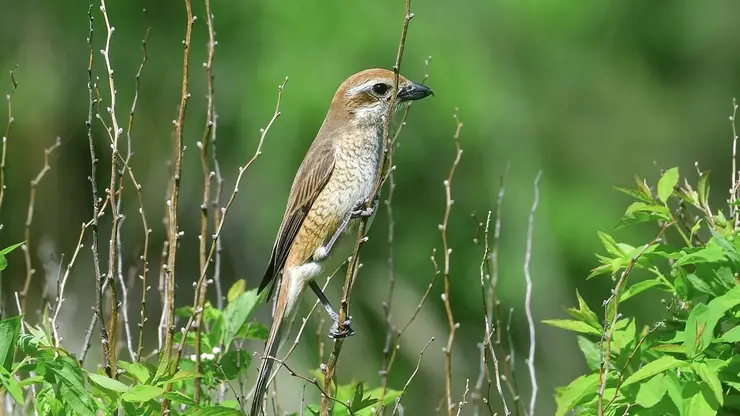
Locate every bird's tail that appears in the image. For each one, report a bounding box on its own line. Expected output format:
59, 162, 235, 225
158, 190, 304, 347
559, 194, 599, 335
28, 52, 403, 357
249, 274, 292, 416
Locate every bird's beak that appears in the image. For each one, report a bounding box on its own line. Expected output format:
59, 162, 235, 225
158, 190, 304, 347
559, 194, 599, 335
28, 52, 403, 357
397, 82, 433, 101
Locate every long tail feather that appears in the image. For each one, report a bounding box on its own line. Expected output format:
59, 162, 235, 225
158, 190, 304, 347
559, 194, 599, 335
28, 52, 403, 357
250, 273, 291, 416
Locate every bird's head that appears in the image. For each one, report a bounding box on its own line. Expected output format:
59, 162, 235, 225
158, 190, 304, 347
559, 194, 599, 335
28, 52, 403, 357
329, 68, 433, 127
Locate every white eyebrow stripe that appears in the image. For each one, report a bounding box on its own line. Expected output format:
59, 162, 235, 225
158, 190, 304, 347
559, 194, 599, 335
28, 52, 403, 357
346, 80, 379, 96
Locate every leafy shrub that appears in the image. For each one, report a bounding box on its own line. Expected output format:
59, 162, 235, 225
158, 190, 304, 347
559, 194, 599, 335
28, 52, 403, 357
548, 166, 740, 415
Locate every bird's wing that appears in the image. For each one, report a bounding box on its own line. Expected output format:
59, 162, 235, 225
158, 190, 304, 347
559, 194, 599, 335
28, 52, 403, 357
258, 137, 336, 300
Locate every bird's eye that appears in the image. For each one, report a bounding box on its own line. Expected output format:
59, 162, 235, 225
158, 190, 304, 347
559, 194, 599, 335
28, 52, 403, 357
372, 83, 390, 96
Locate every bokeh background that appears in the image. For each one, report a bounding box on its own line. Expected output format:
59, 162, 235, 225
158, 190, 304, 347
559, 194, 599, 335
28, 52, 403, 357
1, 0, 740, 414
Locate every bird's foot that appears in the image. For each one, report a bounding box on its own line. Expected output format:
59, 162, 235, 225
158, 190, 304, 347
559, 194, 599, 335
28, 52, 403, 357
350, 197, 379, 219
328, 314, 355, 339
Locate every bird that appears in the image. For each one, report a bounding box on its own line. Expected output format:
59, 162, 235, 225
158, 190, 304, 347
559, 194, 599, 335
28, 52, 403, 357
249, 68, 433, 415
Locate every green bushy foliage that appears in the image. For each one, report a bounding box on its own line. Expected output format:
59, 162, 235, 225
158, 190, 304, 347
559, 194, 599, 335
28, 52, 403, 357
548, 167, 740, 415
0, 270, 398, 415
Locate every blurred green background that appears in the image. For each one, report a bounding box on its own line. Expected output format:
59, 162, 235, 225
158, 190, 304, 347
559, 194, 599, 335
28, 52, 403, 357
2, 0, 740, 414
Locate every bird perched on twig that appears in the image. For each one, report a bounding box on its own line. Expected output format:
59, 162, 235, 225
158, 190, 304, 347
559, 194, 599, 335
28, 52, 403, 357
249, 68, 433, 415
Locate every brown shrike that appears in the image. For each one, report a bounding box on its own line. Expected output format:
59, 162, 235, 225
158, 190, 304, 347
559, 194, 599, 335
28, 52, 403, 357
249, 68, 433, 415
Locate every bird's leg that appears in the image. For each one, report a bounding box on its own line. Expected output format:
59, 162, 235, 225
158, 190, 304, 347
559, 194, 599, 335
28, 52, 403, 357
308, 280, 354, 338
313, 197, 379, 262
350, 196, 379, 219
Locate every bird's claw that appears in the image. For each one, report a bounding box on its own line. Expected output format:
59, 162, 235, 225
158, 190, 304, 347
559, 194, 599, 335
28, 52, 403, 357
350, 197, 379, 219
328, 316, 355, 339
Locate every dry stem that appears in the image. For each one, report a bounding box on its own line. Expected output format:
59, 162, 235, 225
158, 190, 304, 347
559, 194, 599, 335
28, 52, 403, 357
20, 138, 61, 313
0, 69, 18, 234
171, 78, 288, 388
319, 1, 414, 413
193, 0, 217, 401
441, 111, 463, 416
162, 0, 194, 364
523, 171, 542, 416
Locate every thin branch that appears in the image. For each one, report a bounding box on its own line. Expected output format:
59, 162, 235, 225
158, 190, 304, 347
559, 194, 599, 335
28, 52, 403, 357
455, 379, 470, 416
441, 110, 463, 416
378, 56, 432, 409
116, 9, 153, 363
162, 0, 194, 367
320, 1, 414, 413
96, 0, 123, 376
83, 3, 105, 367
0, 68, 18, 235
194, 0, 217, 402
523, 171, 542, 416
730, 98, 739, 227
391, 337, 434, 416
51, 224, 88, 347
172, 78, 288, 378
596, 224, 671, 415
20, 138, 61, 313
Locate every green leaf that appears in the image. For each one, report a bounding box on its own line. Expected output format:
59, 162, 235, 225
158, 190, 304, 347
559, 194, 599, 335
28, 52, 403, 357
158, 369, 199, 386
685, 286, 740, 356
692, 361, 724, 406
0, 241, 24, 272
715, 326, 740, 343
0, 315, 21, 371
0, 366, 23, 405
542, 319, 602, 336
657, 167, 679, 203
237, 322, 269, 341
685, 274, 717, 297
698, 171, 710, 206
554, 373, 599, 416
184, 405, 245, 415
682, 381, 719, 416
674, 245, 726, 267
50, 355, 96, 415
121, 384, 164, 402
223, 288, 264, 348
353, 388, 401, 415
87, 371, 131, 393
622, 356, 687, 388
217, 350, 252, 381
564, 290, 601, 330
152, 353, 176, 384
621, 278, 669, 302
161, 391, 197, 407
118, 360, 151, 384
635, 373, 667, 408
576, 335, 600, 371
227, 279, 246, 303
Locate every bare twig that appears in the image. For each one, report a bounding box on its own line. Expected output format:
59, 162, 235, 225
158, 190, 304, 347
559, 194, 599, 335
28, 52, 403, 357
730, 98, 739, 227
503, 307, 522, 413
440, 110, 464, 416
51, 224, 88, 347
604, 322, 663, 409
320, 2, 414, 413
20, 138, 61, 313
378, 56, 432, 409
266, 355, 352, 414
172, 78, 288, 377
474, 208, 510, 416
596, 224, 671, 415
194, 0, 217, 401
162, 0, 194, 366
523, 171, 542, 416
455, 379, 470, 416
0, 69, 18, 235
391, 337, 434, 416
81, 3, 106, 365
